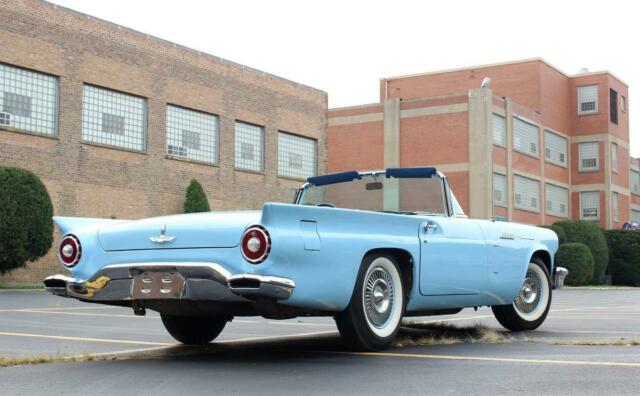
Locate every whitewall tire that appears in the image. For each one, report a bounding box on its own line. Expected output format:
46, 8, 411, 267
335, 253, 404, 351
492, 258, 552, 331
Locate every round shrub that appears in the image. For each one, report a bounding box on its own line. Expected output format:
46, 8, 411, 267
0, 167, 53, 274
603, 230, 640, 286
554, 220, 608, 284
184, 179, 210, 213
555, 243, 595, 286
538, 225, 567, 245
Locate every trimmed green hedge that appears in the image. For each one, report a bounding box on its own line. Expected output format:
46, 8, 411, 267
184, 179, 210, 213
538, 225, 567, 245
555, 243, 595, 286
554, 220, 608, 284
603, 230, 640, 286
0, 167, 53, 274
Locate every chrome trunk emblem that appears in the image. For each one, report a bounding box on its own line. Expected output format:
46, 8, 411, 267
149, 224, 176, 244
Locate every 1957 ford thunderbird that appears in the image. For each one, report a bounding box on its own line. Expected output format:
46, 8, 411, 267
44, 167, 558, 351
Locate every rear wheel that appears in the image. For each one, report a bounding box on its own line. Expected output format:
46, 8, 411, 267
335, 253, 404, 351
160, 314, 230, 345
492, 258, 552, 331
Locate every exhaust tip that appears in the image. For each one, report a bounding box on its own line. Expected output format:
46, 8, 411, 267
228, 277, 261, 289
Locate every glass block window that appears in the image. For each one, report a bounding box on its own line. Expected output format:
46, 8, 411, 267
0, 63, 57, 135
579, 142, 599, 172
578, 85, 598, 115
631, 209, 640, 223
82, 85, 146, 151
493, 173, 507, 206
580, 191, 600, 220
611, 143, 618, 172
166, 105, 218, 164
492, 114, 506, 147
613, 192, 619, 222
545, 184, 568, 217
235, 121, 264, 172
514, 175, 540, 212
631, 169, 640, 195
513, 117, 539, 156
544, 130, 567, 166
278, 132, 317, 179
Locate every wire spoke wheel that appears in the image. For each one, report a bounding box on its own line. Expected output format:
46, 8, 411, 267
514, 269, 543, 315
363, 267, 395, 328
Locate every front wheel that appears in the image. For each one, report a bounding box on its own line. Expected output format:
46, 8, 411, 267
160, 314, 230, 345
492, 258, 552, 331
335, 253, 404, 351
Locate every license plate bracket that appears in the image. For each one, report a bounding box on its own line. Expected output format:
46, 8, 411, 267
131, 271, 185, 299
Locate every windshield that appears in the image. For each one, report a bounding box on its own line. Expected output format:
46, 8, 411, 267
298, 174, 447, 215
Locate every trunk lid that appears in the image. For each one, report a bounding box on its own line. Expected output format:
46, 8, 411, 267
97, 211, 260, 251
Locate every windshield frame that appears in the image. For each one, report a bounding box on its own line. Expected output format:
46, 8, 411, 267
296, 170, 456, 218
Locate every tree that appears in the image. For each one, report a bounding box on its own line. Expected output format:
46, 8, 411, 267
183, 179, 210, 213
0, 167, 53, 274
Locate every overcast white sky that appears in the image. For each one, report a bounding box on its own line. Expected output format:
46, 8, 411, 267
49, 0, 638, 156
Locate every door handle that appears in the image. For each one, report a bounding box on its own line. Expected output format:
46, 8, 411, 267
424, 222, 439, 232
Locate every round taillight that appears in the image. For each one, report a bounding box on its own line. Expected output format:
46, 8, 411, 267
58, 235, 81, 268
241, 226, 271, 264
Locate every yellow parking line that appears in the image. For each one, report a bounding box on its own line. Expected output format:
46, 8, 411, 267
323, 350, 640, 368
0, 331, 172, 346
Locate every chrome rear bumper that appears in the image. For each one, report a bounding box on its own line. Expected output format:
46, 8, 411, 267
43, 262, 295, 302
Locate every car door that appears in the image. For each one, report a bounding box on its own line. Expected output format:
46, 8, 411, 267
419, 216, 489, 295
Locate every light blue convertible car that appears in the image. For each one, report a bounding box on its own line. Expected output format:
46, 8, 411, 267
44, 167, 558, 350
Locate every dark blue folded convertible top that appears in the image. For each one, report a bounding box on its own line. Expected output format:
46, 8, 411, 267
385, 167, 437, 179
307, 171, 362, 186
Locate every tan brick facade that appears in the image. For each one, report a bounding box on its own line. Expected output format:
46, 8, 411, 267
0, 0, 327, 285
330, 59, 633, 230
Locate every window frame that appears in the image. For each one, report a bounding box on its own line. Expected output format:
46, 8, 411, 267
165, 104, 220, 165
277, 131, 318, 180
492, 172, 507, 207
492, 113, 507, 147
0, 61, 59, 137
513, 174, 541, 213
612, 191, 619, 222
611, 142, 618, 173
610, 89, 618, 124
82, 84, 148, 152
579, 191, 600, 221
630, 169, 640, 196
545, 183, 569, 218
234, 120, 265, 173
577, 84, 599, 116
512, 116, 540, 158
544, 129, 568, 168
578, 142, 600, 172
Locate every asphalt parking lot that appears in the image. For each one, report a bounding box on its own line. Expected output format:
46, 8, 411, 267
1, 288, 639, 395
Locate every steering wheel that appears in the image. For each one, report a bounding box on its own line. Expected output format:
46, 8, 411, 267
316, 203, 335, 208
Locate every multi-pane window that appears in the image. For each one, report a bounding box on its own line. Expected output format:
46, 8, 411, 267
579, 142, 599, 172
613, 192, 619, 222
580, 191, 600, 220
545, 184, 568, 217
166, 105, 218, 164
492, 114, 506, 147
632, 209, 640, 223
578, 85, 598, 115
631, 169, 640, 195
82, 85, 146, 151
235, 121, 264, 172
544, 130, 567, 166
514, 175, 540, 212
493, 173, 507, 206
611, 143, 618, 172
0, 63, 57, 135
278, 132, 317, 179
513, 117, 539, 156
610, 89, 618, 124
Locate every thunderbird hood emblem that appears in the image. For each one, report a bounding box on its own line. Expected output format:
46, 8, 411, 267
149, 224, 176, 244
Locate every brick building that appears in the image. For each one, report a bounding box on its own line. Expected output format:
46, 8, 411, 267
0, 0, 326, 284
328, 59, 635, 229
